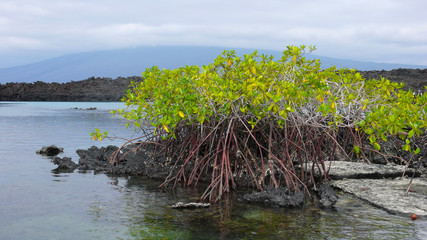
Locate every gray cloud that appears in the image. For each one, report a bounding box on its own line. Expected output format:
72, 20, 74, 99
0, 0, 426, 67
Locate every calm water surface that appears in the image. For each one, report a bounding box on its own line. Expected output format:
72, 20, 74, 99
0, 102, 425, 239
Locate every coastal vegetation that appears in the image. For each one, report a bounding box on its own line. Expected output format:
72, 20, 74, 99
91, 45, 427, 201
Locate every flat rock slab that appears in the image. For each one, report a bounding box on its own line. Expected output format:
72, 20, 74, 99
331, 178, 427, 217
310, 161, 416, 180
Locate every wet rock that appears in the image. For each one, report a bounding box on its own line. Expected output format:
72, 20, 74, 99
316, 182, 338, 208
171, 202, 211, 209
54, 143, 427, 216
76, 144, 173, 177
51, 157, 77, 170
121, 144, 172, 178
77, 145, 121, 172
331, 178, 427, 217
240, 187, 305, 207
36, 145, 64, 156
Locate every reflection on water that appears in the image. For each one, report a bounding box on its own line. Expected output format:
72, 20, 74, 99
92, 175, 424, 240
0, 102, 425, 240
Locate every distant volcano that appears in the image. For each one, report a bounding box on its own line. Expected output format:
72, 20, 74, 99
0, 46, 425, 84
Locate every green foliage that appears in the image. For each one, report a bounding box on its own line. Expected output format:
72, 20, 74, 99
119, 46, 322, 133
90, 128, 108, 141
114, 45, 427, 154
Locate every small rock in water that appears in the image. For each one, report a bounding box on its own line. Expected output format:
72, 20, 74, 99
71, 107, 97, 110
36, 145, 64, 156
171, 202, 211, 209
239, 187, 305, 207
317, 181, 338, 208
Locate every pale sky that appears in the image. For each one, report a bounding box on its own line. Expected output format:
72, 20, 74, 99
1, 0, 426, 67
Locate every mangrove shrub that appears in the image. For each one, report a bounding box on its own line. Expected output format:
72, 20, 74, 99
92, 45, 427, 201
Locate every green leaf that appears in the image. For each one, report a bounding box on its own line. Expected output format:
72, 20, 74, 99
374, 143, 381, 151
365, 128, 373, 135
353, 145, 360, 154
198, 115, 205, 124
402, 144, 411, 152
414, 147, 421, 155
369, 135, 376, 144
408, 129, 415, 138
381, 134, 387, 142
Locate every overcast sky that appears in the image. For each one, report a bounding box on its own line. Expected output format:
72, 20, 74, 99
0, 0, 426, 67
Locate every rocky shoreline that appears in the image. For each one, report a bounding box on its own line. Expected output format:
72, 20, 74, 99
360, 68, 427, 93
41, 144, 427, 217
1, 68, 427, 101
0, 76, 143, 101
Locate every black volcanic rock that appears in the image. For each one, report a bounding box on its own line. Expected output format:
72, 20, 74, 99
316, 182, 338, 208
239, 187, 305, 207
76, 144, 172, 177
36, 145, 64, 156
0, 76, 142, 101
360, 68, 427, 93
51, 157, 78, 171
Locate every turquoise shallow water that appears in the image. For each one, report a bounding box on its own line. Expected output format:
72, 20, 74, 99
0, 102, 426, 239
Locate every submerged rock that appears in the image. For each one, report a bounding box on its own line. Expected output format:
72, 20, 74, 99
36, 145, 64, 156
171, 202, 211, 209
240, 187, 305, 207
316, 182, 338, 208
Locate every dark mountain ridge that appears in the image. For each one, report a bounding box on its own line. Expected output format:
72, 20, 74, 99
1, 46, 426, 84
